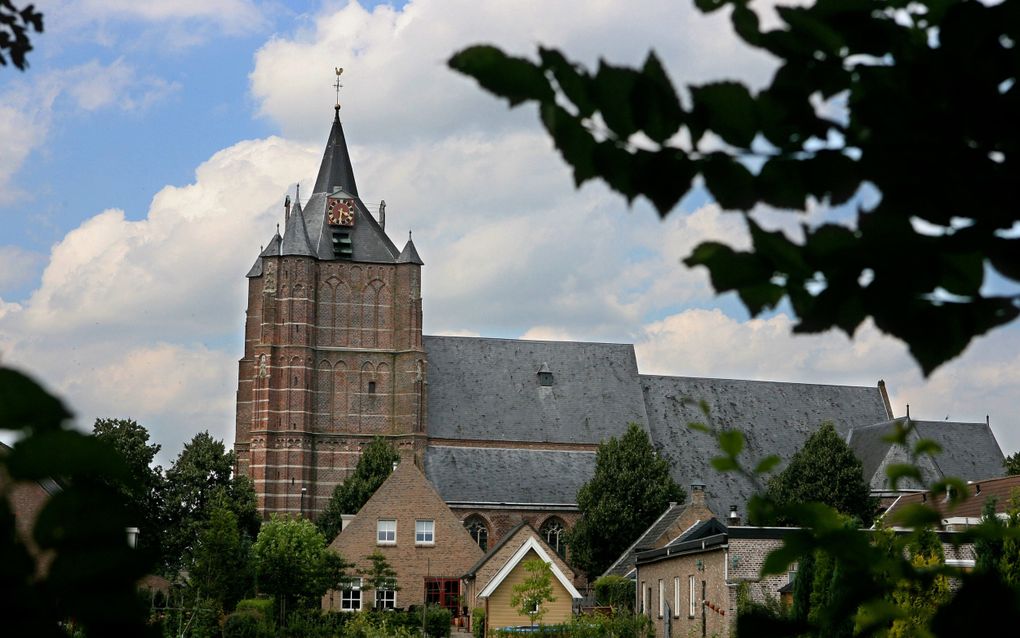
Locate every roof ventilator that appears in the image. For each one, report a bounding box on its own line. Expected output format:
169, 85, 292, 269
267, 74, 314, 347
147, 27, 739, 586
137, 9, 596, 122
537, 362, 554, 387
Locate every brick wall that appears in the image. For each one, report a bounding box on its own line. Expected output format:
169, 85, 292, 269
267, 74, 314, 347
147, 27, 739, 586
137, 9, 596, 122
636, 549, 731, 638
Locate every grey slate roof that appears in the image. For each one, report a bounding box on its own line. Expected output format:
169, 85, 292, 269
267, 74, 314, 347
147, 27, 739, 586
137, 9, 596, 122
246, 231, 282, 277
302, 191, 399, 262
281, 199, 316, 257
423, 446, 595, 505
423, 336, 649, 444
398, 236, 424, 265
313, 109, 359, 196
641, 375, 892, 518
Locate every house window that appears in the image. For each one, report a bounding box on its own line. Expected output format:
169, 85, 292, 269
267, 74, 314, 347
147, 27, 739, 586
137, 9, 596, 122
341, 578, 362, 611
641, 581, 648, 616
658, 579, 664, 618
376, 588, 396, 610
377, 519, 396, 544
673, 577, 680, 618
540, 517, 567, 559
416, 519, 435, 544
465, 516, 489, 551
688, 575, 696, 618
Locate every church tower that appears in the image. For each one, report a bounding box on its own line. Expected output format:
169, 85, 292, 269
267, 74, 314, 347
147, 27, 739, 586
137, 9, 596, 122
235, 103, 426, 519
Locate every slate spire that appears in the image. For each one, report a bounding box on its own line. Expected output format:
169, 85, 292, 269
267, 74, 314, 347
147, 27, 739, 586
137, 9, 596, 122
312, 106, 359, 196
280, 195, 316, 256
397, 230, 424, 265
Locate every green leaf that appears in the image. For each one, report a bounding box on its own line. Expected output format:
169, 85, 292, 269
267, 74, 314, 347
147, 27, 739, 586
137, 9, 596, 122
448, 45, 554, 107
593, 60, 641, 138
689, 81, 758, 148
913, 438, 943, 458
538, 47, 594, 118
687, 422, 711, 433
7, 430, 129, 482
887, 503, 942, 528
754, 455, 782, 475
718, 429, 745, 457
757, 157, 808, 210
0, 367, 73, 433
885, 463, 923, 490
711, 456, 739, 472
700, 153, 757, 211
540, 103, 597, 185
632, 51, 684, 143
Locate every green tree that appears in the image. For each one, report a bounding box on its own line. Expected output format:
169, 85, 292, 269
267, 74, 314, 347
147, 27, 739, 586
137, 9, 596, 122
189, 494, 254, 612
164, 431, 259, 570
1000, 491, 1020, 588
1004, 453, 1020, 476
0, 2, 43, 70
252, 515, 334, 622
888, 528, 951, 638
449, 0, 1020, 376
316, 437, 399, 541
359, 550, 400, 610
763, 423, 875, 526
91, 417, 167, 566
569, 422, 684, 578
510, 558, 556, 629
974, 497, 1004, 575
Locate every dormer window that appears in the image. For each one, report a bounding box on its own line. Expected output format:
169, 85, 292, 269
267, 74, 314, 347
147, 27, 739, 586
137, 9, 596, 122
537, 362, 553, 387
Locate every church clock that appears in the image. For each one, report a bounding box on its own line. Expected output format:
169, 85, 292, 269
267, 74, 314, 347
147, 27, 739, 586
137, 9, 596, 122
327, 197, 356, 226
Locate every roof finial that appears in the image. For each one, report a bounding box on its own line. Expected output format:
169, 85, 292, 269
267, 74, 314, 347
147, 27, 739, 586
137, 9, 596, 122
295, 183, 301, 207
334, 67, 344, 113
409, 230, 413, 241
276, 223, 280, 235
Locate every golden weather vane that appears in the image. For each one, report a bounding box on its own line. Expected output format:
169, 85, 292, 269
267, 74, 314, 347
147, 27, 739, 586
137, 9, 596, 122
334, 67, 344, 109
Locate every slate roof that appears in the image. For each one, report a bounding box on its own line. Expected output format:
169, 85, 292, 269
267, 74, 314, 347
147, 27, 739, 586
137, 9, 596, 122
398, 235, 424, 265
302, 190, 399, 262
313, 109, 359, 197
246, 231, 282, 277
641, 375, 892, 518
423, 336, 650, 444
281, 199, 316, 256
423, 446, 595, 505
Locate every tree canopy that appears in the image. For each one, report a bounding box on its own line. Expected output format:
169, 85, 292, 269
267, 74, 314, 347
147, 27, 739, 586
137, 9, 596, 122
449, 0, 1020, 376
0, 1, 43, 71
763, 422, 875, 526
316, 437, 399, 541
252, 515, 341, 622
569, 422, 685, 578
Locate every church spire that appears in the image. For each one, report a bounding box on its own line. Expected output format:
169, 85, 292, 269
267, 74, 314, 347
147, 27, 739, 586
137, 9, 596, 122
313, 70, 358, 196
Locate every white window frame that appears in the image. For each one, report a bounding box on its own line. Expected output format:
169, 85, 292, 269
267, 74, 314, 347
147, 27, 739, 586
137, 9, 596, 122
340, 577, 362, 612
376, 587, 396, 610
673, 576, 681, 618
658, 579, 664, 618
416, 519, 435, 545
377, 519, 396, 545
641, 581, 648, 616
688, 575, 696, 618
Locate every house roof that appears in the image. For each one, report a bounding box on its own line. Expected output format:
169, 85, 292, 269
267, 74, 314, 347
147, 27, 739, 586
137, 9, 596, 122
641, 375, 891, 517
476, 535, 583, 600
423, 445, 594, 506
423, 336, 649, 445
883, 474, 1020, 522
603, 501, 688, 577
464, 521, 531, 578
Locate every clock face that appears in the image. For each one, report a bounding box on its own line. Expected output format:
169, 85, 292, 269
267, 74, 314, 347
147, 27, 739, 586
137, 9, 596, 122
327, 198, 356, 226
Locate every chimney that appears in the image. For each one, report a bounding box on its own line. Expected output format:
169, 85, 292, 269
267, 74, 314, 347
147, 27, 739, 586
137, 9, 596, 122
690, 480, 706, 507
728, 505, 741, 526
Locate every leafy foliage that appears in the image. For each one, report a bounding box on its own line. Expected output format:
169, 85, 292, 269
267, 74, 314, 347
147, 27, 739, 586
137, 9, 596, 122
252, 515, 342, 622
0, 1, 43, 70
887, 528, 951, 638
592, 574, 635, 611
569, 422, 684, 578
358, 550, 399, 610
449, 0, 1020, 375
189, 495, 254, 611
0, 366, 153, 636
763, 422, 875, 526
1005, 452, 1020, 476
317, 437, 399, 542
510, 558, 557, 628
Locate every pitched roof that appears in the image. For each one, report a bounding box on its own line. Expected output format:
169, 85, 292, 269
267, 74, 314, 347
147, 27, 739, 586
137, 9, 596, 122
883, 474, 1020, 523
313, 109, 359, 197
397, 235, 424, 265
303, 191, 399, 262
423, 336, 650, 444
603, 501, 688, 577
280, 198, 316, 256
246, 231, 282, 277
464, 521, 531, 578
423, 445, 594, 506
641, 375, 891, 517
476, 535, 583, 600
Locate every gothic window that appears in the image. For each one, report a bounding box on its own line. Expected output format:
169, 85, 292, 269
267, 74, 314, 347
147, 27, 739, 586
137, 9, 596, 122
540, 517, 567, 559
464, 516, 489, 552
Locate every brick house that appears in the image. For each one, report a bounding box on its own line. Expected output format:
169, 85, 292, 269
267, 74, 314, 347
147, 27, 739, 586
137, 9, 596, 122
883, 473, 1020, 532
323, 455, 483, 615
634, 519, 976, 638
233, 101, 1006, 580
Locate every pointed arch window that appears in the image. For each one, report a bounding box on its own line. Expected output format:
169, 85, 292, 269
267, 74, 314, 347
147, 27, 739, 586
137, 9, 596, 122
464, 516, 489, 552
540, 517, 567, 559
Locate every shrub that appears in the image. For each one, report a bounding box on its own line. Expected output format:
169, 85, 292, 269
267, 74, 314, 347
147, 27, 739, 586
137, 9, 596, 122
223, 612, 265, 638
593, 575, 634, 611
472, 607, 486, 638
235, 598, 274, 625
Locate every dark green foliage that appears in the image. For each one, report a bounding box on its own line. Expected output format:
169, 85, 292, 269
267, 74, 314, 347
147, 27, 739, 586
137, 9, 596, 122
763, 423, 875, 526
449, 0, 1020, 376
0, 366, 154, 636
974, 497, 1004, 574
472, 607, 486, 638
223, 611, 268, 638
490, 612, 654, 638
359, 550, 399, 610
0, 1, 43, 70
1005, 452, 1020, 476
91, 418, 167, 567
190, 496, 254, 610
569, 423, 685, 579
592, 574, 634, 611
316, 437, 399, 542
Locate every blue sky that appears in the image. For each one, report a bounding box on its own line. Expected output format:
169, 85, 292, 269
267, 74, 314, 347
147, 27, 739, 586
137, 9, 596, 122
1, 0, 1017, 464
